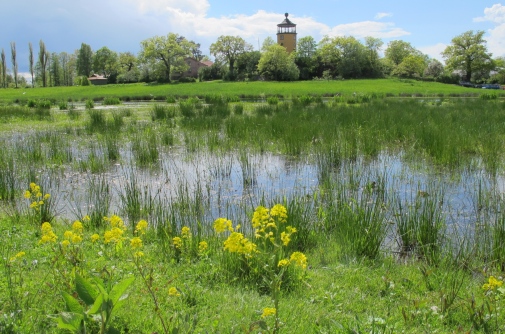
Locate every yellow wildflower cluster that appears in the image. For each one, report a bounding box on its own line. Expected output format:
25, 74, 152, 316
261, 307, 276, 318
483, 276, 504, 291
135, 220, 148, 235
130, 237, 143, 249
168, 287, 181, 297
91, 234, 100, 243
24, 182, 50, 211
61, 220, 84, 248
252, 205, 296, 246
39, 222, 57, 244
103, 215, 126, 244
173, 236, 183, 249
213, 218, 233, 233
9, 251, 26, 263
198, 241, 208, 254
181, 226, 191, 239
289, 252, 308, 269
223, 232, 257, 257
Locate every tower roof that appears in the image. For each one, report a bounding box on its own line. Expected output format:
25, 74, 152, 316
277, 13, 296, 27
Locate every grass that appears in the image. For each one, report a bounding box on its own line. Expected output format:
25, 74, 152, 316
1, 87, 505, 332
0, 79, 502, 104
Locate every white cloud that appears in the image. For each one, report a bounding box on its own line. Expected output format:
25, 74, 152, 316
326, 21, 410, 39
474, 4, 505, 57
418, 43, 447, 61
474, 3, 505, 23
375, 12, 393, 20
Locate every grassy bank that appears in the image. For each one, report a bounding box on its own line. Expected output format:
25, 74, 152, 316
0, 78, 501, 104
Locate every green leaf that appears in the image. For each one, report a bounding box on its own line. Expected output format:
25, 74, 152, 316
106, 326, 121, 334
62, 291, 84, 314
75, 273, 98, 306
109, 276, 135, 306
56, 312, 83, 331
88, 293, 104, 315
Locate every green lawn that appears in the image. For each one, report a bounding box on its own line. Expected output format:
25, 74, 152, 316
0, 78, 500, 103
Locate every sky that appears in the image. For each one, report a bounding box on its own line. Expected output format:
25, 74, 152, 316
2, 1, 505, 75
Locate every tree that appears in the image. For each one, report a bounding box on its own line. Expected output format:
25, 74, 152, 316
0, 49, 6, 88
190, 42, 203, 61
49, 52, 61, 86
210, 35, 253, 79
59, 52, 76, 86
442, 30, 494, 82
385, 40, 417, 66
139, 33, 195, 82
119, 52, 137, 72
364, 36, 384, 77
317, 36, 368, 78
392, 55, 426, 78
297, 36, 317, 58
261, 37, 276, 52
424, 59, 444, 78
10, 42, 18, 88
38, 40, 49, 87
29, 42, 34, 87
76, 43, 93, 76
258, 44, 299, 81
236, 51, 261, 79
93, 46, 119, 82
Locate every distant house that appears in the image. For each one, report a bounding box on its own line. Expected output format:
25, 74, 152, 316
172, 57, 213, 80
88, 74, 108, 85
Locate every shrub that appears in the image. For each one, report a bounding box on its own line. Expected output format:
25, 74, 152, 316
103, 97, 121, 105
85, 99, 95, 109
58, 101, 68, 110
27, 100, 37, 108
166, 96, 177, 103
267, 96, 279, 105
233, 104, 244, 115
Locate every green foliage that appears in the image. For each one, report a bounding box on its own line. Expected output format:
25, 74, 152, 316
85, 99, 95, 109
258, 44, 299, 81
102, 97, 121, 105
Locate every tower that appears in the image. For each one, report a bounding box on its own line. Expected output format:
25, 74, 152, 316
277, 13, 297, 53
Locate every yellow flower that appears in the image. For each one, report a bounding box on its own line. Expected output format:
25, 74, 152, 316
261, 307, 276, 318
71, 234, 82, 244
9, 251, 26, 262
290, 252, 308, 269
134, 251, 144, 258
43, 194, 51, 200
173, 237, 182, 249
168, 287, 181, 297
130, 237, 143, 249
252, 206, 269, 229
72, 221, 83, 234
181, 226, 191, 239
91, 234, 100, 243
198, 241, 208, 254
213, 218, 233, 233
64, 230, 74, 240
270, 204, 288, 224
61, 240, 70, 248
278, 259, 290, 267
483, 276, 504, 291
83, 215, 91, 222
280, 232, 290, 246
39, 223, 57, 244
135, 220, 148, 234
30, 201, 38, 209
23, 190, 31, 199
106, 215, 125, 230
223, 232, 257, 257
104, 227, 124, 244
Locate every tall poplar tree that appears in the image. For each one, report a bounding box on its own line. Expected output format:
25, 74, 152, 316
1, 49, 6, 88
29, 42, 34, 87
76, 43, 93, 76
38, 40, 49, 87
10, 42, 18, 88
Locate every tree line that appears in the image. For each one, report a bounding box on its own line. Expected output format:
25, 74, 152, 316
0, 30, 503, 88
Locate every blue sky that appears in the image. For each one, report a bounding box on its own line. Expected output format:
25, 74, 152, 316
1, 1, 505, 75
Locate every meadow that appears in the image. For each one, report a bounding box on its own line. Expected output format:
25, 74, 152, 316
1, 81, 505, 333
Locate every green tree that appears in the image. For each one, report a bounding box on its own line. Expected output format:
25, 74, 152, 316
29, 42, 34, 87
258, 44, 299, 81
59, 52, 76, 86
210, 35, 253, 79
317, 36, 367, 78
392, 55, 427, 78
236, 51, 261, 79
76, 43, 93, 76
364, 36, 383, 77
424, 59, 444, 78
385, 40, 417, 66
261, 37, 276, 52
38, 40, 50, 87
297, 36, 317, 58
442, 30, 494, 82
49, 52, 61, 86
93, 46, 119, 82
1, 49, 6, 88
10, 42, 18, 88
139, 33, 194, 82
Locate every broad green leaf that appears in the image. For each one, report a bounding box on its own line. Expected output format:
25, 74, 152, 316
109, 276, 135, 305
61, 291, 84, 314
56, 312, 83, 331
75, 273, 98, 306
88, 293, 104, 315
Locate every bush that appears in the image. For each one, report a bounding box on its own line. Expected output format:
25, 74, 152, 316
37, 100, 52, 110
178, 77, 197, 83
75, 76, 91, 86
267, 96, 279, 105
58, 101, 68, 110
103, 97, 121, 105
27, 100, 37, 108
85, 99, 95, 109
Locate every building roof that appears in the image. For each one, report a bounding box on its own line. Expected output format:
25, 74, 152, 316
201, 60, 214, 67
278, 13, 296, 26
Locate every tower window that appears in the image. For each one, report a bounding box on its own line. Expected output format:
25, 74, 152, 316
280, 35, 284, 40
